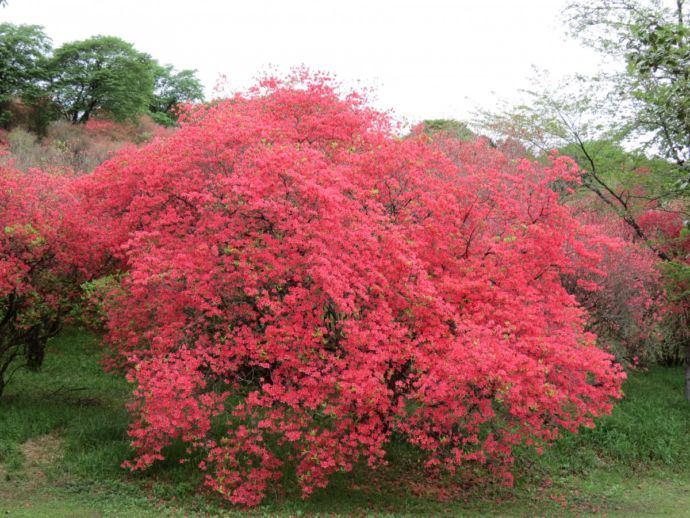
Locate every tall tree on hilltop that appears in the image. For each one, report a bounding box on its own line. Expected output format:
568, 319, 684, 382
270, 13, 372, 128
48, 36, 156, 123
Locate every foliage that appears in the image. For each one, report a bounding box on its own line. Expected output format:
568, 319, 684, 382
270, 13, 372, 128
559, 140, 680, 196
149, 64, 204, 127
627, 14, 690, 173
0, 26, 203, 132
0, 23, 52, 128
566, 0, 690, 176
474, 5, 690, 382
77, 75, 626, 506
414, 119, 476, 141
0, 165, 71, 396
48, 36, 156, 124
475, 78, 683, 260
564, 208, 666, 364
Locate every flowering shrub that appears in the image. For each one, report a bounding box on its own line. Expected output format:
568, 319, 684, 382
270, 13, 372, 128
81, 75, 625, 506
638, 206, 690, 365
638, 206, 690, 260
0, 162, 83, 395
417, 124, 669, 366
559, 208, 666, 364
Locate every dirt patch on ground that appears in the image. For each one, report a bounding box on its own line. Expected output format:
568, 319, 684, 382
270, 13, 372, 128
0, 433, 65, 503
0, 433, 65, 481
21, 433, 64, 478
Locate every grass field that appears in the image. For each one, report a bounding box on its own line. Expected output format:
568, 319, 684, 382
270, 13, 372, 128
1, 329, 690, 517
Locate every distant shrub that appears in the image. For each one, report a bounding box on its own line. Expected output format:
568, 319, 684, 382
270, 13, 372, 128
1, 116, 171, 174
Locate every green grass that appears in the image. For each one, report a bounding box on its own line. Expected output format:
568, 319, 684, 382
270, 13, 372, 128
1, 329, 690, 517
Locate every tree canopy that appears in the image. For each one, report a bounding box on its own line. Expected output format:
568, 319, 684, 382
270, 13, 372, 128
566, 0, 690, 179
0, 23, 52, 127
0, 26, 205, 128
48, 36, 156, 123
149, 64, 204, 126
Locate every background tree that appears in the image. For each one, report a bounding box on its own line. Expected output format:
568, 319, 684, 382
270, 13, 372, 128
149, 64, 204, 126
566, 0, 690, 179
48, 36, 156, 124
415, 119, 476, 141
565, 0, 690, 399
0, 23, 52, 128
477, 0, 690, 400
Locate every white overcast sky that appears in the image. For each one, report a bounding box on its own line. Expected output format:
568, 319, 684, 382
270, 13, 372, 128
2, 0, 605, 125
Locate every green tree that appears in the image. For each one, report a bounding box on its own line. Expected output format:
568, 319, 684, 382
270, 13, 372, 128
149, 64, 204, 126
417, 119, 475, 141
479, 0, 690, 401
0, 23, 52, 127
566, 0, 690, 179
48, 36, 155, 123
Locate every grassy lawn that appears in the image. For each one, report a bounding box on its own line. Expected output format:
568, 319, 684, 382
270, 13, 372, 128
1, 329, 690, 517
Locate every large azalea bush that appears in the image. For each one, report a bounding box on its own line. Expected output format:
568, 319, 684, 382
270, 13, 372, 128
78, 75, 625, 505
0, 162, 91, 395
